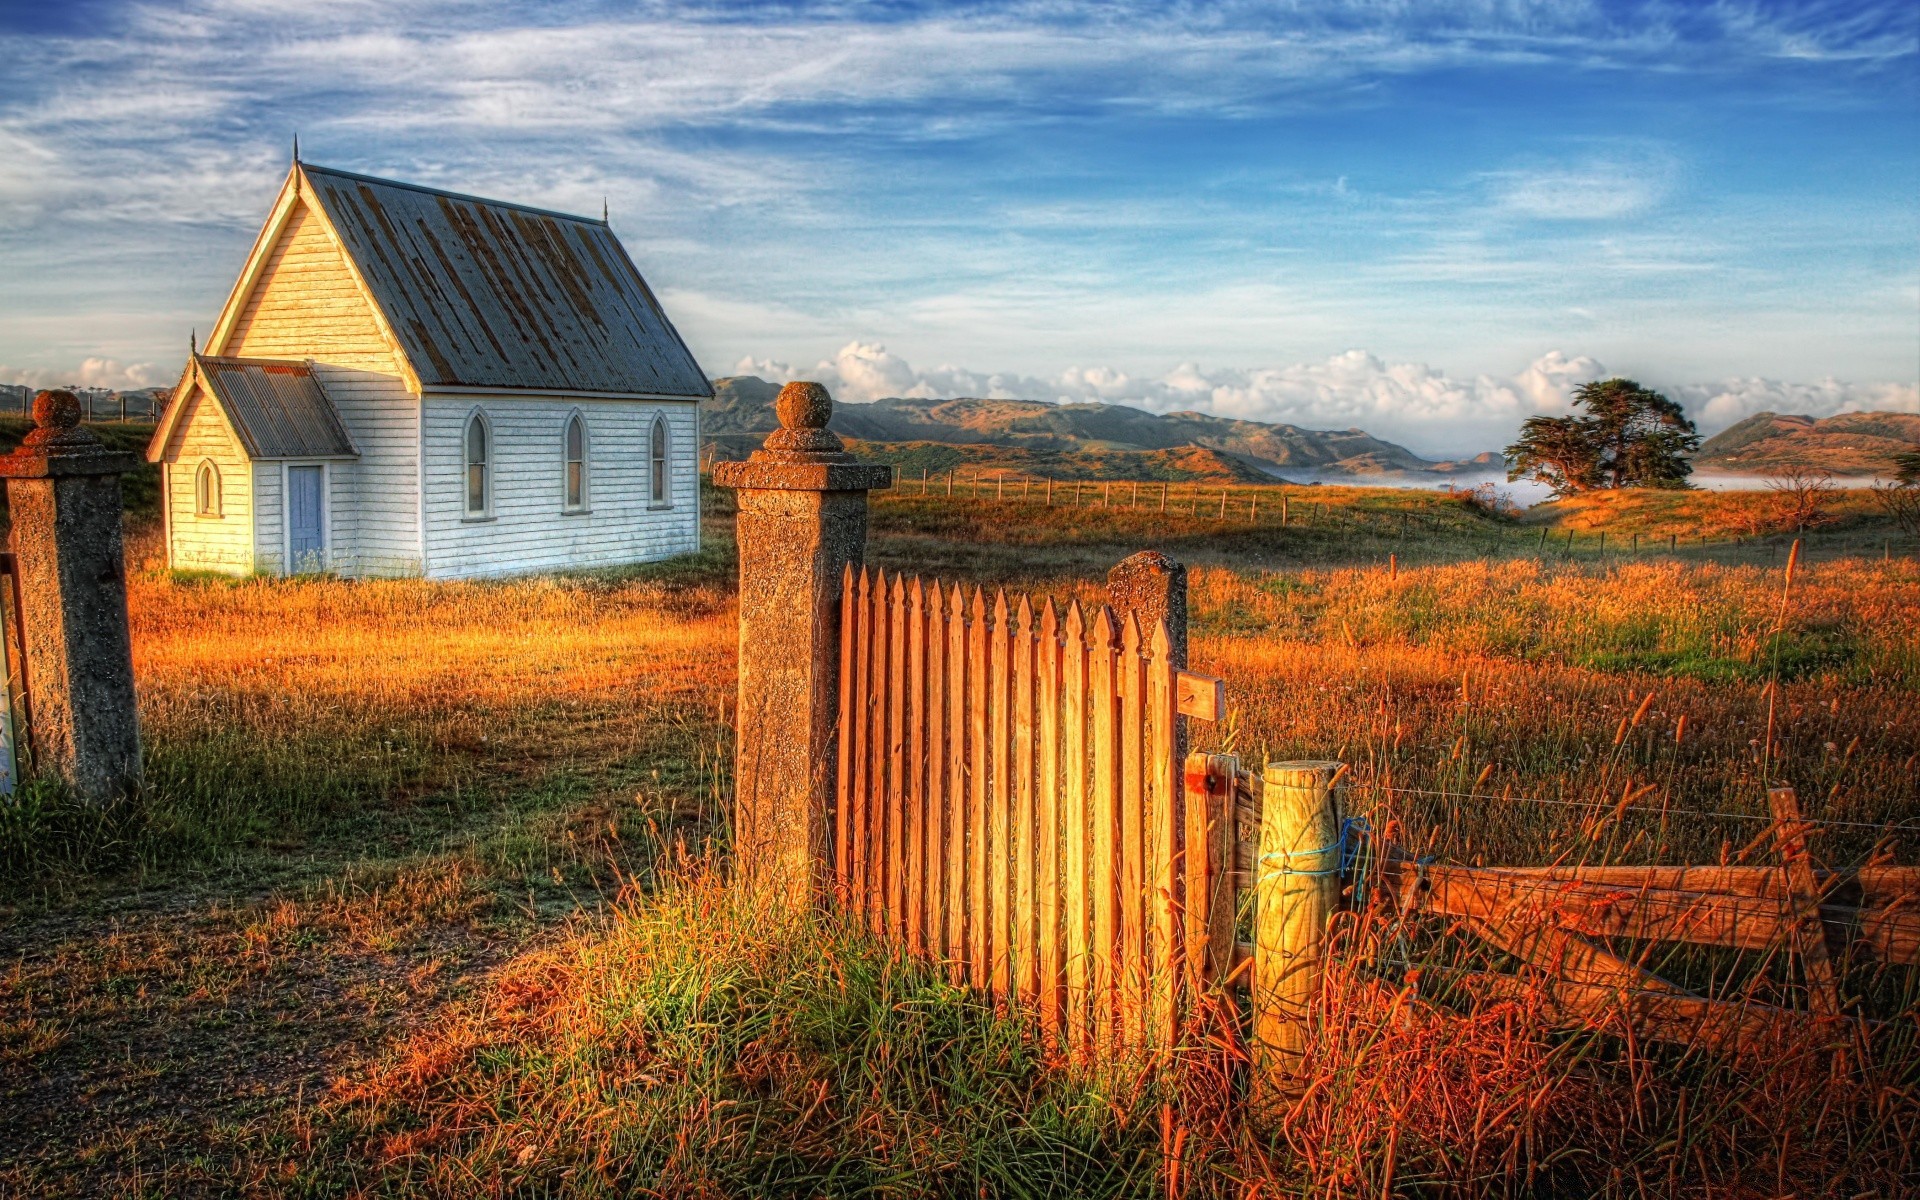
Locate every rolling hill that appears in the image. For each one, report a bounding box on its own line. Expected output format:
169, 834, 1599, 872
1694, 411, 1920, 477
704, 376, 1498, 481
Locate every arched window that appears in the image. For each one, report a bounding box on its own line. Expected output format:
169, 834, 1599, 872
464, 410, 491, 516
563, 412, 588, 510
650, 415, 670, 507
194, 459, 222, 517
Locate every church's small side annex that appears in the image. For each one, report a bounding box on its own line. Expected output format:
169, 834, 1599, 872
149, 160, 711, 579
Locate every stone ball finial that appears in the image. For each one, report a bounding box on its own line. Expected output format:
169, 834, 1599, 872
34, 389, 82, 432
776, 381, 833, 431
759, 380, 848, 460
18, 388, 104, 454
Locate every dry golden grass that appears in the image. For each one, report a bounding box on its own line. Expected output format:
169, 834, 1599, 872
1, 485, 1915, 1196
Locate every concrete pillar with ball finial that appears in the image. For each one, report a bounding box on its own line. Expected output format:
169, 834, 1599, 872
713, 382, 893, 908
0, 390, 143, 808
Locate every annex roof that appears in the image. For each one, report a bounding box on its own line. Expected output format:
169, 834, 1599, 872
149, 356, 359, 462
295, 163, 711, 398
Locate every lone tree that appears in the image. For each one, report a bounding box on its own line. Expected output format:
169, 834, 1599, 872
1505, 378, 1699, 496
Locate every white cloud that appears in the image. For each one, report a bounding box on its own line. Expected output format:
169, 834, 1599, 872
1495, 166, 1663, 221
731, 341, 1916, 458
1676, 376, 1920, 428
0, 358, 166, 390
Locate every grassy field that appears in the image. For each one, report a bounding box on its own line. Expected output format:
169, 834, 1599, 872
0, 481, 1915, 1195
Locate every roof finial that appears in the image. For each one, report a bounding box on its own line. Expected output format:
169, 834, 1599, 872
602, 195, 608, 223
190, 328, 197, 354
292, 132, 300, 163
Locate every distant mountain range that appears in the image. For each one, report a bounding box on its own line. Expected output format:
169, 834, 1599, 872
1694, 411, 1920, 477
704, 376, 1500, 481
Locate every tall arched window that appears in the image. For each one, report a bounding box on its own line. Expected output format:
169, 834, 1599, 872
464, 411, 491, 517
194, 459, 222, 517
563, 412, 588, 510
650, 415, 670, 507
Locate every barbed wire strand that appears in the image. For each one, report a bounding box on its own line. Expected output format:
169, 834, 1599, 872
1344, 782, 1919, 834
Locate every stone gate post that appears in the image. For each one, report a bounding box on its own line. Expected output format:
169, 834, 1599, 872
0, 390, 143, 807
1109, 549, 1188, 755
713, 382, 892, 908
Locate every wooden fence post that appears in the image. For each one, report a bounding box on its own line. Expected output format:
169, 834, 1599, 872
712, 383, 893, 909
1254, 759, 1343, 1115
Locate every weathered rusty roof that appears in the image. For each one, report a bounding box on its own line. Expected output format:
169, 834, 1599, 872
196, 356, 359, 459
300, 164, 711, 398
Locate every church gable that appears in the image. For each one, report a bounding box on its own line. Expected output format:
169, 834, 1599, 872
222, 198, 401, 377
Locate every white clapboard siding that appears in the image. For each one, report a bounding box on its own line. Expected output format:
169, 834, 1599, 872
421, 394, 700, 580
164, 386, 253, 574
252, 462, 283, 571
224, 199, 402, 376
310, 365, 421, 576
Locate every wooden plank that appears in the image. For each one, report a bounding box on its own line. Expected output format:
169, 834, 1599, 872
1090, 605, 1120, 1051
1036, 600, 1064, 1040
989, 589, 1014, 997
1857, 907, 1920, 967
1769, 787, 1842, 1018
968, 586, 991, 989
905, 577, 927, 959
946, 583, 969, 983
1184, 752, 1237, 989
1498, 865, 1920, 907
1062, 602, 1091, 1051
887, 574, 908, 939
924, 582, 947, 962
1146, 621, 1180, 1047
867, 572, 892, 936
1175, 670, 1225, 722
1447, 971, 1848, 1058
1385, 862, 1802, 954
1463, 912, 1689, 995
850, 568, 873, 924
1013, 595, 1039, 1004
835, 563, 855, 900
1387, 861, 1919, 967
1117, 612, 1147, 1047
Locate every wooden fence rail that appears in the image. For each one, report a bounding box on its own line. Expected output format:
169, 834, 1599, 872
1219, 766, 1917, 1073
835, 566, 1228, 1053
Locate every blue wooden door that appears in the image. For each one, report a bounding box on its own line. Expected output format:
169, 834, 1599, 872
287, 465, 326, 572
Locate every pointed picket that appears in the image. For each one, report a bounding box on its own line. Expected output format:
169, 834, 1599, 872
946, 582, 969, 984
887, 573, 909, 939
851, 567, 873, 924
967, 586, 991, 989
1089, 604, 1120, 1052
1036, 599, 1065, 1040
836, 562, 856, 899
989, 588, 1014, 997
1146, 618, 1181, 1048
905, 576, 927, 957
1012, 594, 1038, 1004
1117, 610, 1147, 1047
924, 582, 948, 961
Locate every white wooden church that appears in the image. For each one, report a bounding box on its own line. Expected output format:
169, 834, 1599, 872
149, 160, 711, 578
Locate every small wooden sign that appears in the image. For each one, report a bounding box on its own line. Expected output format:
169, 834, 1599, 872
1176, 670, 1225, 721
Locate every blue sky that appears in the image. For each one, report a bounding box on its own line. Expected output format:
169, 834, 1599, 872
0, 0, 1914, 455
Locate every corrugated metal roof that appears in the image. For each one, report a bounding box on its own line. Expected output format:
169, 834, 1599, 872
196, 356, 359, 459
300, 164, 711, 398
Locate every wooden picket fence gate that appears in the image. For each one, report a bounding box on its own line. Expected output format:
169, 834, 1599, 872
834, 566, 1230, 1052
834, 562, 1920, 1075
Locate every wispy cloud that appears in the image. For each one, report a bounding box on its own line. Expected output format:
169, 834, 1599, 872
0, 0, 1911, 401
